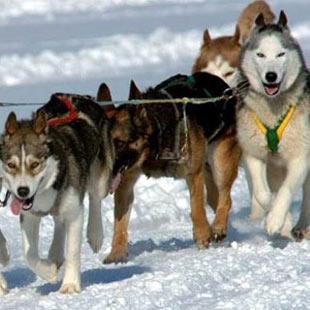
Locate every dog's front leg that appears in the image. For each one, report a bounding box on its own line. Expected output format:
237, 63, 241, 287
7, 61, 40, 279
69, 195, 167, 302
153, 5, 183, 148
59, 205, 84, 294
243, 154, 272, 211
292, 173, 310, 239
266, 158, 308, 236
104, 169, 140, 264
0, 230, 9, 295
187, 166, 211, 248
20, 213, 58, 283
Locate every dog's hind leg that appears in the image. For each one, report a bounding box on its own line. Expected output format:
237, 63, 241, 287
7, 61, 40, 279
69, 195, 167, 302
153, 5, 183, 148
20, 213, 58, 283
292, 173, 310, 240
187, 130, 212, 249
204, 164, 218, 211
48, 217, 65, 269
87, 193, 103, 254
187, 166, 211, 248
0, 230, 9, 295
104, 169, 140, 264
209, 136, 241, 242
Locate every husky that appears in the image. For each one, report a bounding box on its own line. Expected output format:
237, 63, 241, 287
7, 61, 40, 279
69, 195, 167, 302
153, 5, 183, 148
192, 0, 275, 86
237, 11, 310, 238
97, 72, 240, 264
0, 93, 112, 293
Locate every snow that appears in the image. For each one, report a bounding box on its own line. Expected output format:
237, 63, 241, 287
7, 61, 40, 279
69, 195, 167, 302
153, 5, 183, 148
0, 0, 310, 309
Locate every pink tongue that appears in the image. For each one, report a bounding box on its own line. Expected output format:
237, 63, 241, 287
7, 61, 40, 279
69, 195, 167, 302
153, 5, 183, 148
109, 173, 122, 194
266, 86, 278, 96
10, 198, 23, 216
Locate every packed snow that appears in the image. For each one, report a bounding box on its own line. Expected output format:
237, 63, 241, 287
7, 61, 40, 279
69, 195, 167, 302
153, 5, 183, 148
0, 0, 310, 309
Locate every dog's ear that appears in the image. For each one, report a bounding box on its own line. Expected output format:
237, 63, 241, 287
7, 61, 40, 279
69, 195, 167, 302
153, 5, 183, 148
5, 112, 19, 135
255, 13, 266, 28
277, 10, 288, 28
232, 25, 241, 44
96, 82, 116, 119
203, 29, 211, 45
33, 111, 48, 135
129, 80, 142, 100
97, 82, 112, 101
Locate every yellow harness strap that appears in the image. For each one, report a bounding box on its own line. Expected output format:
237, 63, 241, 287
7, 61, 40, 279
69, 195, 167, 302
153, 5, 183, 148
253, 105, 296, 152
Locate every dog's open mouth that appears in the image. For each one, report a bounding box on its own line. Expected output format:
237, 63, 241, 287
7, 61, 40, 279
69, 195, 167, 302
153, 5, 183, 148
10, 196, 34, 215
263, 83, 281, 96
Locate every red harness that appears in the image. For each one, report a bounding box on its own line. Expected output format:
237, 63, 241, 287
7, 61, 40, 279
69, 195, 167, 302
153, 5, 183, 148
47, 95, 79, 127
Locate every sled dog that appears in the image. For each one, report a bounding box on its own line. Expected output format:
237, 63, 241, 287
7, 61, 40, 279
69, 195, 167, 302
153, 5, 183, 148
0, 94, 112, 293
237, 11, 310, 238
98, 72, 240, 263
192, 0, 275, 86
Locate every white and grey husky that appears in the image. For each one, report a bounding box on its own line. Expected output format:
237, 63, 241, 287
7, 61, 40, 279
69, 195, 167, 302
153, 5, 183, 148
0, 94, 112, 293
238, 11, 310, 238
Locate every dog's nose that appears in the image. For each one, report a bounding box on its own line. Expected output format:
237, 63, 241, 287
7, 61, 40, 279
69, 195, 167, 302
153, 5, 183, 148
17, 186, 30, 198
265, 72, 278, 83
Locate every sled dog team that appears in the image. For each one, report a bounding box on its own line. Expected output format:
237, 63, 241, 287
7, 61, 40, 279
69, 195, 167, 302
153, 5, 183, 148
0, 1, 309, 294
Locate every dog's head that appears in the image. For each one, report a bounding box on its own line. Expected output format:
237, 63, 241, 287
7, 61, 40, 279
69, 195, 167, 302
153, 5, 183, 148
240, 11, 307, 98
192, 27, 241, 87
0, 111, 56, 214
97, 81, 153, 192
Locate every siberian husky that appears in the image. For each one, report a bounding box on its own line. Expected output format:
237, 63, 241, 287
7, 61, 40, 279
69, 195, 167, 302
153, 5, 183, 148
237, 11, 310, 238
0, 93, 112, 293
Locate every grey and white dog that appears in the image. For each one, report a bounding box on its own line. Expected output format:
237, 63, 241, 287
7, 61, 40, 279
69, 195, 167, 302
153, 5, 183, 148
237, 11, 310, 238
0, 94, 113, 293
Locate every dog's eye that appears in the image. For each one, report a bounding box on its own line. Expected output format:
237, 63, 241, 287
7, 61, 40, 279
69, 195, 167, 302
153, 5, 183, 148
7, 162, 16, 170
224, 71, 234, 78
256, 52, 265, 58
277, 52, 285, 58
30, 162, 40, 170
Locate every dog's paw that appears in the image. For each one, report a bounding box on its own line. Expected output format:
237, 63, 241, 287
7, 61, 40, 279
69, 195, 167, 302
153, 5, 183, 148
37, 260, 58, 284
211, 224, 227, 243
193, 226, 211, 249
265, 211, 284, 235
0, 273, 8, 295
59, 282, 81, 294
103, 249, 128, 264
87, 229, 103, 254
292, 227, 310, 241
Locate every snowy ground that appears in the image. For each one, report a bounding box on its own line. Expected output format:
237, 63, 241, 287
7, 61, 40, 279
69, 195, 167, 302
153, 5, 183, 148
0, 0, 310, 309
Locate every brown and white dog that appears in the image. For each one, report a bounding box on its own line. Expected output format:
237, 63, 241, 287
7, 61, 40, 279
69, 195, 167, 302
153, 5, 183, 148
192, 0, 275, 86
192, 1, 276, 221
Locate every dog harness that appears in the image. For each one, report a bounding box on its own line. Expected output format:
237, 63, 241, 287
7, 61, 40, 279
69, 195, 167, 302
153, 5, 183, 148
47, 95, 79, 126
253, 105, 296, 153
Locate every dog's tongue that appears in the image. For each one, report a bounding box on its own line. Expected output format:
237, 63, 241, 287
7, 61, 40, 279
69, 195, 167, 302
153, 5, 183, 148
10, 198, 23, 216
265, 85, 279, 96
109, 172, 122, 194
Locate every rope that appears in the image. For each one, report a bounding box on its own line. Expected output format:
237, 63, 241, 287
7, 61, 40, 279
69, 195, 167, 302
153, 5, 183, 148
0, 89, 239, 108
